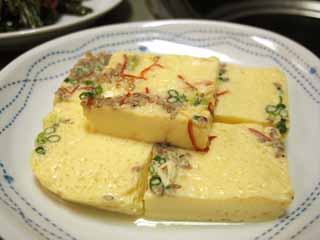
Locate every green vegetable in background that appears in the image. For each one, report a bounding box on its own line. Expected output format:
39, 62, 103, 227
0, 0, 92, 32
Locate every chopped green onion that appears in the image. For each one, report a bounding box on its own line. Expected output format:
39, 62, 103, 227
64, 78, 71, 83
280, 109, 288, 118
265, 105, 277, 114
149, 175, 164, 195
64, 78, 78, 85
95, 85, 103, 95
46, 135, 61, 143
179, 94, 187, 102
201, 98, 209, 105
265, 84, 289, 136
167, 97, 178, 103
153, 155, 161, 162
35, 146, 46, 155
192, 97, 209, 106
192, 98, 201, 106
75, 67, 85, 75
150, 176, 162, 186
276, 119, 288, 134
192, 115, 201, 121
127, 55, 139, 71
95, 65, 103, 72
36, 132, 46, 145
79, 92, 95, 100
43, 127, 56, 135
218, 76, 229, 82
168, 89, 179, 97
279, 95, 283, 104
149, 165, 156, 175
276, 103, 286, 111
83, 80, 94, 86
167, 89, 187, 104
153, 155, 166, 165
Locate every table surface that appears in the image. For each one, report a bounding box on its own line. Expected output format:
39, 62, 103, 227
0, 0, 154, 71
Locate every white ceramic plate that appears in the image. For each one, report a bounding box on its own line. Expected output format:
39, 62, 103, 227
0, 0, 121, 49
0, 20, 320, 240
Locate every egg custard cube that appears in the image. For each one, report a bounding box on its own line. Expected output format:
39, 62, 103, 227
81, 52, 220, 151
30, 101, 152, 215
214, 65, 289, 137
144, 123, 294, 221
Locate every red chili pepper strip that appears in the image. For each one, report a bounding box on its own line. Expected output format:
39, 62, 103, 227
208, 136, 217, 141
120, 92, 131, 106
208, 101, 214, 115
121, 54, 163, 80
216, 90, 229, 97
177, 74, 197, 90
121, 74, 145, 80
120, 55, 145, 79
81, 96, 95, 109
140, 58, 164, 79
120, 54, 129, 75
248, 128, 272, 142
194, 80, 215, 86
187, 120, 211, 152
86, 97, 94, 108
145, 87, 150, 94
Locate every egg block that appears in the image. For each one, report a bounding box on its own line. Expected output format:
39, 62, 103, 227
144, 123, 293, 221
81, 52, 220, 151
214, 64, 289, 138
30, 101, 152, 215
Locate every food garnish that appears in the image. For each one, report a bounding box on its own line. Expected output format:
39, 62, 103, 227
265, 83, 289, 135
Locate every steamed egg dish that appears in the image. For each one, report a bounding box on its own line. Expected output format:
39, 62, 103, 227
30, 52, 293, 221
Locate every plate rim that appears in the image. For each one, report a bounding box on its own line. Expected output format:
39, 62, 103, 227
1, 19, 320, 78
0, 19, 320, 240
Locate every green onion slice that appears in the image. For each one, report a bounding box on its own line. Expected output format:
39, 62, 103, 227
168, 89, 179, 97
35, 146, 46, 155
167, 97, 178, 103
276, 119, 288, 134
276, 103, 286, 112
192, 98, 201, 106
64, 78, 78, 85
218, 76, 229, 82
153, 155, 161, 162
280, 109, 289, 118
279, 95, 283, 104
46, 135, 61, 143
83, 80, 94, 86
43, 127, 56, 135
36, 132, 47, 145
79, 92, 95, 100
265, 105, 277, 114
127, 55, 139, 71
179, 94, 187, 102
149, 165, 156, 175
150, 176, 162, 186
153, 155, 166, 165
95, 85, 103, 95
95, 65, 103, 72
192, 115, 201, 121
